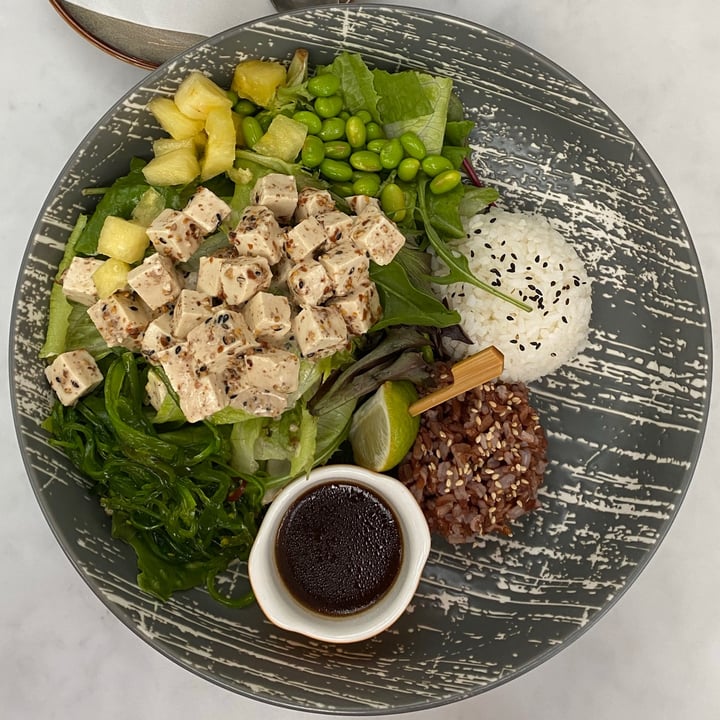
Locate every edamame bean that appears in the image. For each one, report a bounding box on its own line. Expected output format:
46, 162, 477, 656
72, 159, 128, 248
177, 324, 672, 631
233, 98, 257, 116
365, 122, 385, 141
324, 140, 352, 160
421, 154, 455, 177
349, 150, 383, 172
380, 183, 407, 221
320, 158, 354, 183
317, 117, 347, 141
429, 169, 462, 194
366, 138, 389, 153
332, 182, 356, 197
314, 95, 344, 119
292, 110, 323, 135
399, 131, 427, 160
397, 157, 421, 182
301, 136, 325, 168
379, 137, 404, 169
241, 115, 263, 148
307, 72, 341, 98
356, 109, 373, 124
345, 116, 367, 149
351, 172, 382, 196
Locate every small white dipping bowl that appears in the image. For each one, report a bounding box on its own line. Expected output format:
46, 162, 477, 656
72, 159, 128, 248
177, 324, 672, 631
248, 464, 431, 644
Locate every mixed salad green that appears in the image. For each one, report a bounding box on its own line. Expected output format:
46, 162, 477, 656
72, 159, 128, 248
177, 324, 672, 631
41, 50, 518, 605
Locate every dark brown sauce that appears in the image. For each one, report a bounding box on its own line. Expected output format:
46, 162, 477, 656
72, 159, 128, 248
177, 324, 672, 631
275, 481, 403, 616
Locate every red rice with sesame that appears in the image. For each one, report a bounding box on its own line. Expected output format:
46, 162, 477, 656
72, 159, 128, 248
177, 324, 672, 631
398, 376, 547, 543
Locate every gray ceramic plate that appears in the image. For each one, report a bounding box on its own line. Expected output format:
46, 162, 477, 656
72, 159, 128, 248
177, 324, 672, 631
11, 4, 711, 714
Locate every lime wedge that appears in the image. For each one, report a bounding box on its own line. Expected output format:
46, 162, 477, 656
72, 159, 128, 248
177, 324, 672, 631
349, 380, 421, 472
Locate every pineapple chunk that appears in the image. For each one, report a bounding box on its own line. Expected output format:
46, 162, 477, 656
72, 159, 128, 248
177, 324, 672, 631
142, 146, 200, 187
253, 115, 307, 162
147, 97, 204, 140
174, 71, 232, 120
152, 134, 205, 157
200, 106, 237, 181
131, 188, 165, 227
97, 216, 149, 263
92, 258, 131, 298
232, 59, 287, 107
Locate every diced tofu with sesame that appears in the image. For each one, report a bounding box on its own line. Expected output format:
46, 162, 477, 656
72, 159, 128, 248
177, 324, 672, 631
294, 187, 335, 222
329, 281, 383, 335
346, 194, 382, 216
127, 253, 183, 310
182, 186, 232, 234
87, 292, 152, 351
251, 173, 298, 222
242, 347, 300, 394
225, 368, 289, 418
186, 308, 257, 372
348, 212, 405, 265
230, 205, 283, 264
45, 349, 103, 406
284, 215, 328, 263
318, 240, 370, 296
286, 259, 333, 307
146, 208, 203, 262
242, 291, 292, 342
171, 289, 214, 338
141, 312, 178, 363
159, 344, 228, 423
145, 368, 168, 412
292, 305, 348, 357
62, 256, 104, 306
220, 256, 272, 305
317, 211, 355, 246
196, 251, 234, 297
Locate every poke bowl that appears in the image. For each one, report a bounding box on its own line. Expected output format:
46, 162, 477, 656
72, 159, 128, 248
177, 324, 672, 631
10, 3, 711, 714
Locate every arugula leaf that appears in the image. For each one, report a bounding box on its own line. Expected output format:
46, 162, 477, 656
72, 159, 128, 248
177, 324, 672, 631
370, 259, 461, 331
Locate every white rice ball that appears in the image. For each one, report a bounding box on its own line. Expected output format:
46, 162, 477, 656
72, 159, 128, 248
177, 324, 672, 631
434, 207, 592, 383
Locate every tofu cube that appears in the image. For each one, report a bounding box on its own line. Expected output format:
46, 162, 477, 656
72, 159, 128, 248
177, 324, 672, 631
62, 256, 104, 306
294, 187, 335, 222
224, 368, 289, 418
196, 254, 227, 297
269, 255, 294, 293
242, 291, 292, 342
348, 212, 406, 265
220, 256, 272, 306
146, 208, 203, 262
186, 308, 257, 372
141, 312, 178, 363
329, 281, 383, 335
251, 173, 298, 222
286, 259, 333, 307
241, 347, 300, 394
292, 305, 348, 358
284, 215, 328, 262
317, 210, 355, 246
145, 368, 168, 412
182, 186, 232, 234
45, 349, 103, 406
87, 292, 152, 351
171, 289, 214, 339
230, 205, 283, 264
346, 194, 382, 216
318, 240, 370, 296
159, 344, 228, 423
127, 252, 183, 310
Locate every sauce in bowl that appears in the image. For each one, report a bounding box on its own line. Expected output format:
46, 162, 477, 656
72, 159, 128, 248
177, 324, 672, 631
276, 481, 402, 616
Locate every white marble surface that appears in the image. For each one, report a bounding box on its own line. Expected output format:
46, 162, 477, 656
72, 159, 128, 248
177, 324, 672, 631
2, 1, 718, 717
